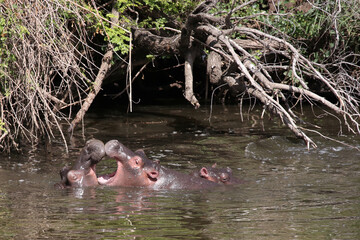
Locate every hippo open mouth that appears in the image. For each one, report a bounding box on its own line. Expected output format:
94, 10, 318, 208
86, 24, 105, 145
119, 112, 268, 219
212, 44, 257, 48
97, 158, 124, 185
97, 171, 116, 182
58, 139, 235, 190
147, 173, 158, 182
97, 154, 159, 187
97, 140, 160, 187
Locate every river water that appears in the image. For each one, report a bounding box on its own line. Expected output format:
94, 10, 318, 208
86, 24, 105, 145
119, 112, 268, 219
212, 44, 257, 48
0, 104, 359, 239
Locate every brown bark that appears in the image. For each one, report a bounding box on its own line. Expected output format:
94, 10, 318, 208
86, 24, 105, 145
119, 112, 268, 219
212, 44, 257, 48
233, 39, 286, 50
206, 35, 222, 84
132, 29, 180, 55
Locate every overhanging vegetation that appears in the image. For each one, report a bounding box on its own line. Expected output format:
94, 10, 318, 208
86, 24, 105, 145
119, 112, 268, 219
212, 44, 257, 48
0, 0, 359, 152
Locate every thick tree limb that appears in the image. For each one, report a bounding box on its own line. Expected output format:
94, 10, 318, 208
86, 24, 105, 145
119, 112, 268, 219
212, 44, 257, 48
184, 49, 200, 108
233, 38, 286, 50
132, 28, 180, 55
206, 35, 222, 84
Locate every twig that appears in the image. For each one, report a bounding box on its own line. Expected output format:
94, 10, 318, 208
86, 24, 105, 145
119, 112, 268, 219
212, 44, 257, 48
114, 62, 149, 99
300, 127, 360, 151
69, 6, 119, 132
208, 83, 228, 122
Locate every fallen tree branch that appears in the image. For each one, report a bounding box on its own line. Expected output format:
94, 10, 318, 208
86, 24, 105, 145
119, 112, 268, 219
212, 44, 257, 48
248, 87, 317, 149
206, 35, 222, 84
222, 35, 316, 148
300, 127, 360, 151
226, 27, 345, 108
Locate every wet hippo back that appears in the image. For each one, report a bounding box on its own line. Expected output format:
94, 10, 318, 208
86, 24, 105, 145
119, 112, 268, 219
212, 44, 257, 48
152, 165, 220, 190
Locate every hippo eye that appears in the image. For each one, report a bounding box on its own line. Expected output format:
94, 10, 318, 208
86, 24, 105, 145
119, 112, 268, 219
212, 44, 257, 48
134, 157, 143, 166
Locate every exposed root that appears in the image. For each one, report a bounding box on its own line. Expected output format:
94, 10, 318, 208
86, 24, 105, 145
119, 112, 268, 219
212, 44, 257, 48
184, 50, 200, 109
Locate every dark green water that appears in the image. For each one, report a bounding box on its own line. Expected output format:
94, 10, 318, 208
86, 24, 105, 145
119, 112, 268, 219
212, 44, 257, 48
0, 104, 359, 239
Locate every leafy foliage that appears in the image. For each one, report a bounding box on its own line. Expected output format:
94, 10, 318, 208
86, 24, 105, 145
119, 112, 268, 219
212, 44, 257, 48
98, 0, 201, 56
217, 0, 359, 62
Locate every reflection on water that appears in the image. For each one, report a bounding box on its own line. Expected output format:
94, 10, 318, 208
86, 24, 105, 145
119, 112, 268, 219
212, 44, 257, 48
0, 104, 359, 239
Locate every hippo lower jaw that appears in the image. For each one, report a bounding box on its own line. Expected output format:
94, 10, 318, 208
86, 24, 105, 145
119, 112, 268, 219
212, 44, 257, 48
97, 171, 116, 185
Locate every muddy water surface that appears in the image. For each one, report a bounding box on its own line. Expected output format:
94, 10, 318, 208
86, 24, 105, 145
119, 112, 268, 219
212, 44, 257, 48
0, 104, 359, 239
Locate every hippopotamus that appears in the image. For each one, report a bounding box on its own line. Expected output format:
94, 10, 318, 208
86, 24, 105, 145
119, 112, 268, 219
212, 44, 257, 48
55, 139, 105, 188
136, 149, 239, 185
191, 163, 238, 185
97, 140, 159, 187
98, 140, 220, 190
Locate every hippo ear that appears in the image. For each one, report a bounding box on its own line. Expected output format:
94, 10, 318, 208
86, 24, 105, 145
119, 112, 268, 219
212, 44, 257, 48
60, 166, 71, 181
226, 167, 232, 173
135, 149, 146, 158
200, 167, 210, 178
154, 159, 160, 164
212, 163, 217, 168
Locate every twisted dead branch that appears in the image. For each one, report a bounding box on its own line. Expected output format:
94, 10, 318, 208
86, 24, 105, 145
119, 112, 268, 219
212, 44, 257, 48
184, 1, 360, 148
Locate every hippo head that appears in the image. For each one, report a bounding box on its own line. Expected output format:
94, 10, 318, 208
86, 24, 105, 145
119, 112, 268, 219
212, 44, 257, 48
199, 164, 234, 184
97, 140, 159, 187
57, 139, 105, 188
